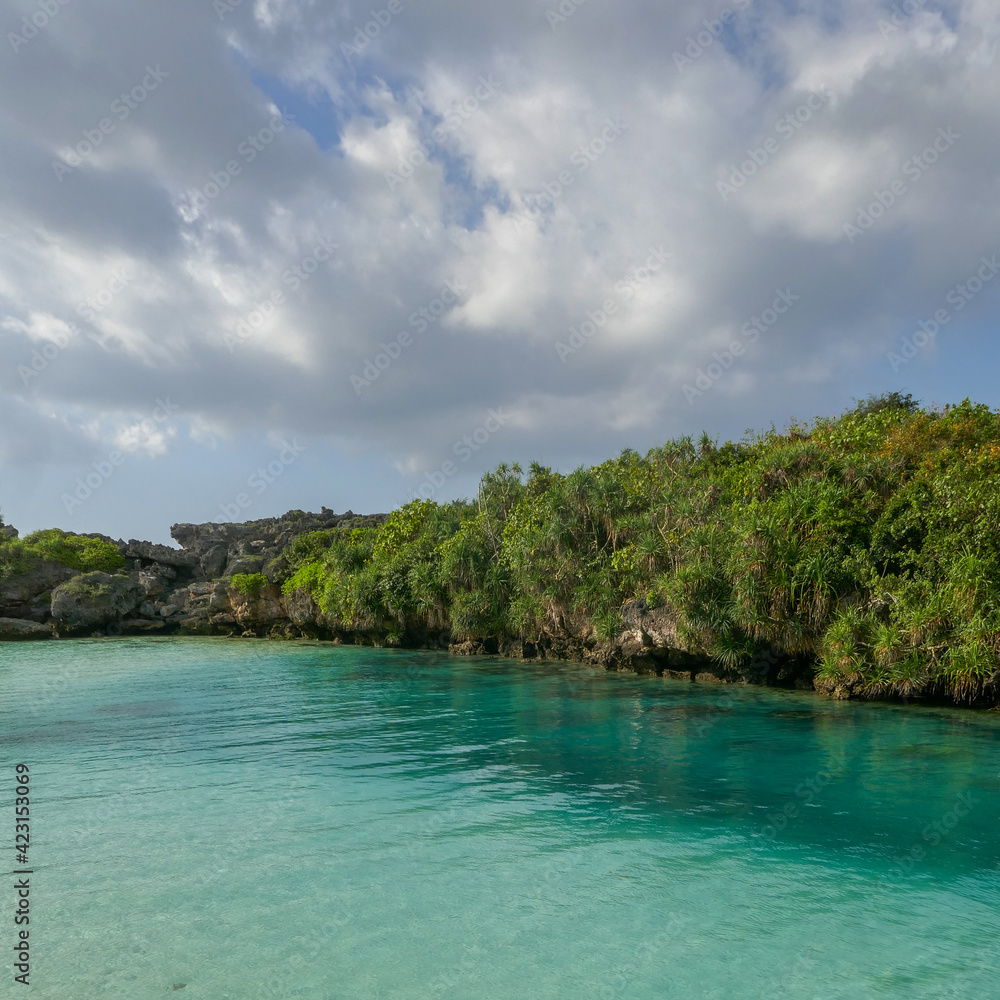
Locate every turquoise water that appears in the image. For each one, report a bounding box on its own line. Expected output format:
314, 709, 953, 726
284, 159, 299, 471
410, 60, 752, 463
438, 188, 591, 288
1, 639, 999, 999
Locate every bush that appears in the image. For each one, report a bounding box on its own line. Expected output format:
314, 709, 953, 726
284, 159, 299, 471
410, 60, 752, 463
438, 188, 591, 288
23, 530, 125, 572
231, 573, 268, 597
0, 529, 124, 579
852, 391, 919, 418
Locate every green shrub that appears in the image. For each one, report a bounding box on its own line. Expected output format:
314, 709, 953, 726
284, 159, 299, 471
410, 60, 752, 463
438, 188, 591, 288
281, 561, 326, 597
24, 530, 125, 572
0, 529, 124, 579
231, 573, 268, 597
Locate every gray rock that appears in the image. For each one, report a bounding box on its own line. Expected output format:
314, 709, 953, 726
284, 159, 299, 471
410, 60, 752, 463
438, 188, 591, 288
177, 616, 217, 635
170, 510, 387, 586
199, 543, 228, 579
621, 598, 680, 648
120, 619, 166, 633
0, 510, 383, 639
207, 586, 230, 612
131, 567, 176, 599
125, 539, 196, 568
225, 556, 264, 577
0, 560, 78, 606
0, 617, 53, 640
1, 525, 18, 540
51, 573, 144, 630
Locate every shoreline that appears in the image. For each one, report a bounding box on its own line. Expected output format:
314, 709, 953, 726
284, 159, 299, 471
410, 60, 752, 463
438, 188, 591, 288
5, 400, 1000, 712
6, 627, 998, 714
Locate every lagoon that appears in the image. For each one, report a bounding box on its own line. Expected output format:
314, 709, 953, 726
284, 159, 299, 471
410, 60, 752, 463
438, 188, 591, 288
2, 639, 999, 998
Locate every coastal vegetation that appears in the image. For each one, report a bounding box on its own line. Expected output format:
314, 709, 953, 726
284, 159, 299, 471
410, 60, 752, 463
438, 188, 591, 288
0, 527, 124, 579
279, 395, 1000, 703
3, 395, 1000, 707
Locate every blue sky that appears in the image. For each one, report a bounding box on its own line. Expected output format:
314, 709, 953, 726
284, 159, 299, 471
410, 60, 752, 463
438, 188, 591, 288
1, 0, 998, 544
248, 67, 343, 151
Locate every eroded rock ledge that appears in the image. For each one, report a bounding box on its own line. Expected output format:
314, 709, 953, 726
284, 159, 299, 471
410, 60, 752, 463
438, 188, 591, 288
0, 509, 383, 639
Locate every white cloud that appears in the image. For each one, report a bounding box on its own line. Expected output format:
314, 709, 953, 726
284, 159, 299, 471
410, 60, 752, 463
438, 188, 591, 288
1, 0, 999, 535
113, 419, 174, 458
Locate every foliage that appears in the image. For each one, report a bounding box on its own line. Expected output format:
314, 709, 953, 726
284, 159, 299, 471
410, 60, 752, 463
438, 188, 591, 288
851, 391, 919, 418
271, 398, 1000, 702
231, 573, 268, 597
0, 529, 124, 579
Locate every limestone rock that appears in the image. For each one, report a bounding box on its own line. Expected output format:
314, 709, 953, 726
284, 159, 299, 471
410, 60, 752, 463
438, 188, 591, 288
131, 566, 176, 599
0, 560, 78, 607
51, 573, 144, 630
0, 617, 53, 640
225, 556, 264, 577
199, 543, 228, 579
170, 509, 386, 588
228, 583, 287, 627
119, 619, 166, 633
620, 598, 681, 648
285, 589, 321, 627
125, 539, 196, 568
176, 616, 218, 635
694, 671, 726, 684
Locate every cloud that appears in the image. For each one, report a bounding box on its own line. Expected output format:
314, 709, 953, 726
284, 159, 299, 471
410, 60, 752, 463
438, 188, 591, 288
1, 0, 999, 536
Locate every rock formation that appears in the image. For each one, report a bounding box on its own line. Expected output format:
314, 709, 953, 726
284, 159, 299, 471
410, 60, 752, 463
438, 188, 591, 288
0, 510, 384, 639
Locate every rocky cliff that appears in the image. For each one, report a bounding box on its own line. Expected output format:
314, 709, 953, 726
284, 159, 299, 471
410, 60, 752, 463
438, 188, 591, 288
0, 509, 385, 640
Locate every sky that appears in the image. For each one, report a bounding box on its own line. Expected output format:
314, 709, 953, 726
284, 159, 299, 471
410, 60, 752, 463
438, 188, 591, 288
1, 0, 998, 545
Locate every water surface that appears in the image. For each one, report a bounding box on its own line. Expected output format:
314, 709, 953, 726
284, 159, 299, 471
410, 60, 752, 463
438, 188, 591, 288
1, 639, 999, 998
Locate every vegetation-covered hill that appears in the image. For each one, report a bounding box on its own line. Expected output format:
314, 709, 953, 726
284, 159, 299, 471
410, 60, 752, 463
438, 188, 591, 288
280, 395, 1000, 704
